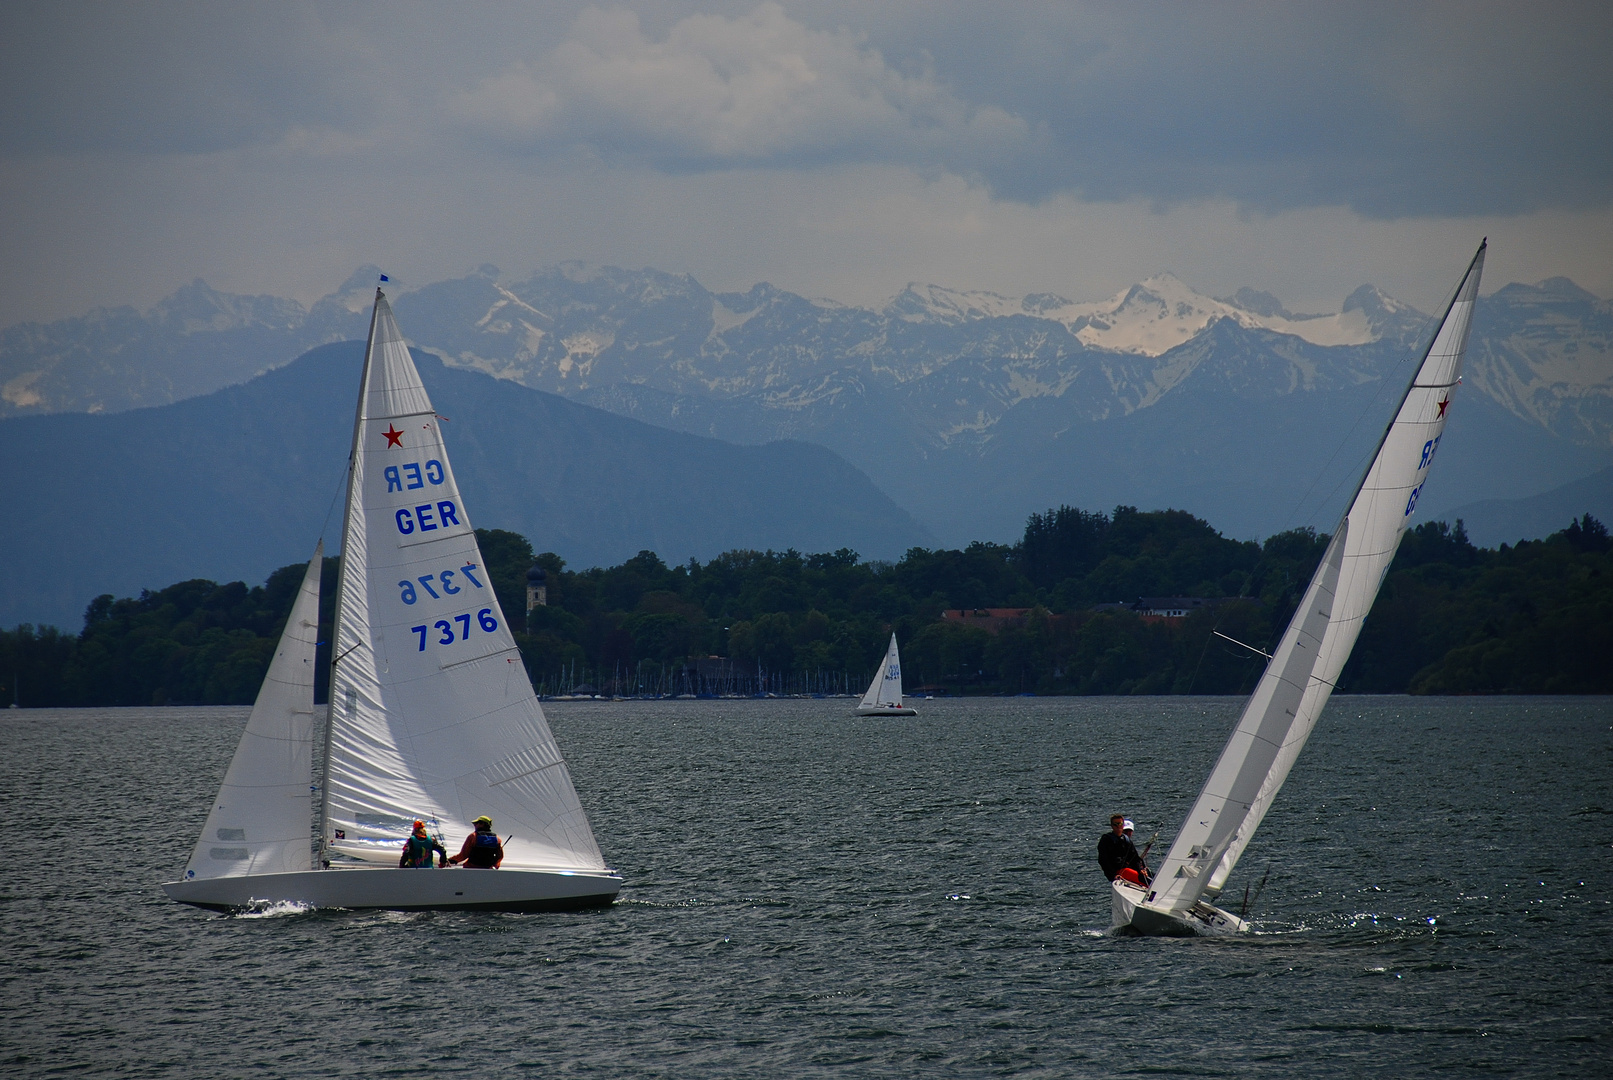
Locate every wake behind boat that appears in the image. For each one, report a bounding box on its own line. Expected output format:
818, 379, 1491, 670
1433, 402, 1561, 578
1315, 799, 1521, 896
855, 633, 916, 716
164, 289, 620, 913
1114, 242, 1487, 937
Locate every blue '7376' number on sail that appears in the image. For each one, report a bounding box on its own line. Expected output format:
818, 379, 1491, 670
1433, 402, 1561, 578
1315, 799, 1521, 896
411, 608, 498, 651
400, 564, 485, 604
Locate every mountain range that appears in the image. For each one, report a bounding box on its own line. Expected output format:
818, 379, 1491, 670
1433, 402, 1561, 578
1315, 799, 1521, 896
3, 259, 1609, 587
0, 344, 930, 630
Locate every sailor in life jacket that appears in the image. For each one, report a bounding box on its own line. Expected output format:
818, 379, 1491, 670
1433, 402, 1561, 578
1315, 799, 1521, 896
449, 815, 505, 868
400, 819, 449, 868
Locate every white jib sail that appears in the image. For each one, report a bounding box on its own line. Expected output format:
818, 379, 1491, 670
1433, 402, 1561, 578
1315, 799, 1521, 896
1147, 242, 1486, 915
322, 292, 605, 872
860, 633, 905, 709
184, 544, 323, 881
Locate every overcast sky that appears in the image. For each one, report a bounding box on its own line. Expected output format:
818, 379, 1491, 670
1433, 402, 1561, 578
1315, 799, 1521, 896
2, 1, 1609, 324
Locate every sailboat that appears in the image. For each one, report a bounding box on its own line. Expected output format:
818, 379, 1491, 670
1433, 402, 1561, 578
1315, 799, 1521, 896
1113, 242, 1486, 936
856, 633, 916, 716
164, 289, 621, 913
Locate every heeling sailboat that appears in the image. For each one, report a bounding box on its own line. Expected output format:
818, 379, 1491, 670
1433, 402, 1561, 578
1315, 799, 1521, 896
165, 289, 620, 912
1113, 242, 1486, 937
856, 633, 916, 716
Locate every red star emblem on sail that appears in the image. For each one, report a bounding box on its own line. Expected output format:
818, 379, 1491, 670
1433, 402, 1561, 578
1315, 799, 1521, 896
1436, 396, 1450, 419
383, 424, 404, 447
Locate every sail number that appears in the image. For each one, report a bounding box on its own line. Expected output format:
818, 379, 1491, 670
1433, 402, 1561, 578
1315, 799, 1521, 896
400, 564, 484, 604
410, 609, 498, 651
1403, 436, 1444, 517
1404, 482, 1425, 517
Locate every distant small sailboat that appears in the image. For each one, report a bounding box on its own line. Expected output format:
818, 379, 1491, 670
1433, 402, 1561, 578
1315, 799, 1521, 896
856, 633, 916, 716
164, 289, 620, 913
1113, 242, 1487, 936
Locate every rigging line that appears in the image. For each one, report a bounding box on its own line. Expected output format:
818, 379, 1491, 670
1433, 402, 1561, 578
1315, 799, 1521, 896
1183, 618, 1218, 695
1312, 243, 1485, 548
317, 459, 348, 544
1278, 368, 1407, 536
1191, 547, 1270, 693
1213, 630, 1273, 660
1293, 441, 1380, 537
1276, 258, 1471, 537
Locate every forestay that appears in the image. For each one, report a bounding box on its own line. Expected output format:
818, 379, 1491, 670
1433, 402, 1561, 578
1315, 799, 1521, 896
322, 294, 605, 873
184, 545, 323, 880
1145, 242, 1486, 916
860, 633, 906, 710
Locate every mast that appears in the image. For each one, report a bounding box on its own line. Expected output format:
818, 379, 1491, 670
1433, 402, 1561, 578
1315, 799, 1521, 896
1143, 242, 1486, 916
1326, 240, 1488, 543
317, 287, 383, 868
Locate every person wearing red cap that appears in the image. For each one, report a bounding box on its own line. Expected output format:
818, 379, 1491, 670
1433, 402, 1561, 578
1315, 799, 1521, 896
399, 820, 448, 868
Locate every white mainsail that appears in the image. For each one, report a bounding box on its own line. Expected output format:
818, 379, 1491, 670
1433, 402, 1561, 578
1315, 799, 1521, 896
321, 292, 605, 873
859, 633, 906, 710
1143, 242, 1486, 919
183, 545, 323, 881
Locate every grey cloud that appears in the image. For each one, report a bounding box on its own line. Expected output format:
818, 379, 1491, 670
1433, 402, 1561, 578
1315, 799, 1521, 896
0, 1, 585, 156
0, 4, 370, 155
442, 1, 1613, 218
449, 3, 1032, 176
1, 0, 1609, 256
827, 2, 1613, 217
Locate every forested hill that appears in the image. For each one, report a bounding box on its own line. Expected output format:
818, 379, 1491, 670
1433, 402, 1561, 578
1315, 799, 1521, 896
3, 509, 1608, 706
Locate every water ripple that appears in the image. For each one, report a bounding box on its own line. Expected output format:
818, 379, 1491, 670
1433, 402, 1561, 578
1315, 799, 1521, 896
1, 696, 1608, 1077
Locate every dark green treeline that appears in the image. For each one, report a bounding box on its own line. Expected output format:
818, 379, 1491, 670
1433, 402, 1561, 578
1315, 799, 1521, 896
2, 508, 1608, 707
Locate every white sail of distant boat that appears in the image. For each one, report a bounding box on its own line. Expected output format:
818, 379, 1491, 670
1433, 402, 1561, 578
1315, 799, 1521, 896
856, 633, 916, 716
166, 288, 620, 912
1113, 241, 1486, 936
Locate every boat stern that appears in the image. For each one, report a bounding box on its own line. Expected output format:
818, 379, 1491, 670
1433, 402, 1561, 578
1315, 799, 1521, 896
1111, 878, 1249, 936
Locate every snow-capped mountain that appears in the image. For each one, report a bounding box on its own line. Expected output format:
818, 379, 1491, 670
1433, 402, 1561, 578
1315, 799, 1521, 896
880, 272, 1396, 356
1463, 277, 1613, 446
3, 262, 1607, 549
378, 263, 1436, 446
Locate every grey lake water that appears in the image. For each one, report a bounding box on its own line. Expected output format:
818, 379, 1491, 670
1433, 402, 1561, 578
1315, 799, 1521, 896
1, 696, 1609, 1078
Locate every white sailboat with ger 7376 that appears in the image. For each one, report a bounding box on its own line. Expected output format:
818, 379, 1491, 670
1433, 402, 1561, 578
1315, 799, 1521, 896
856, 633, 916, 716
1113, 242, 1486, 936
164, 288, 621, 913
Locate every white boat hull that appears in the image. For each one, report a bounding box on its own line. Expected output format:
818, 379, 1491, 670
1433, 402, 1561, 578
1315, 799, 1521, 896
1110, 877, 1248, 936
855, 706, 916, 716
163, 866, 622, 914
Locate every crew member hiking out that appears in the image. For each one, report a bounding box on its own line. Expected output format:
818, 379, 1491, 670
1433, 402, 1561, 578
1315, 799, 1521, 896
450, 815, 504, 868
1122, 818, 1152, 880
1098, 814, 1150, 886
399, 820, 448, 868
